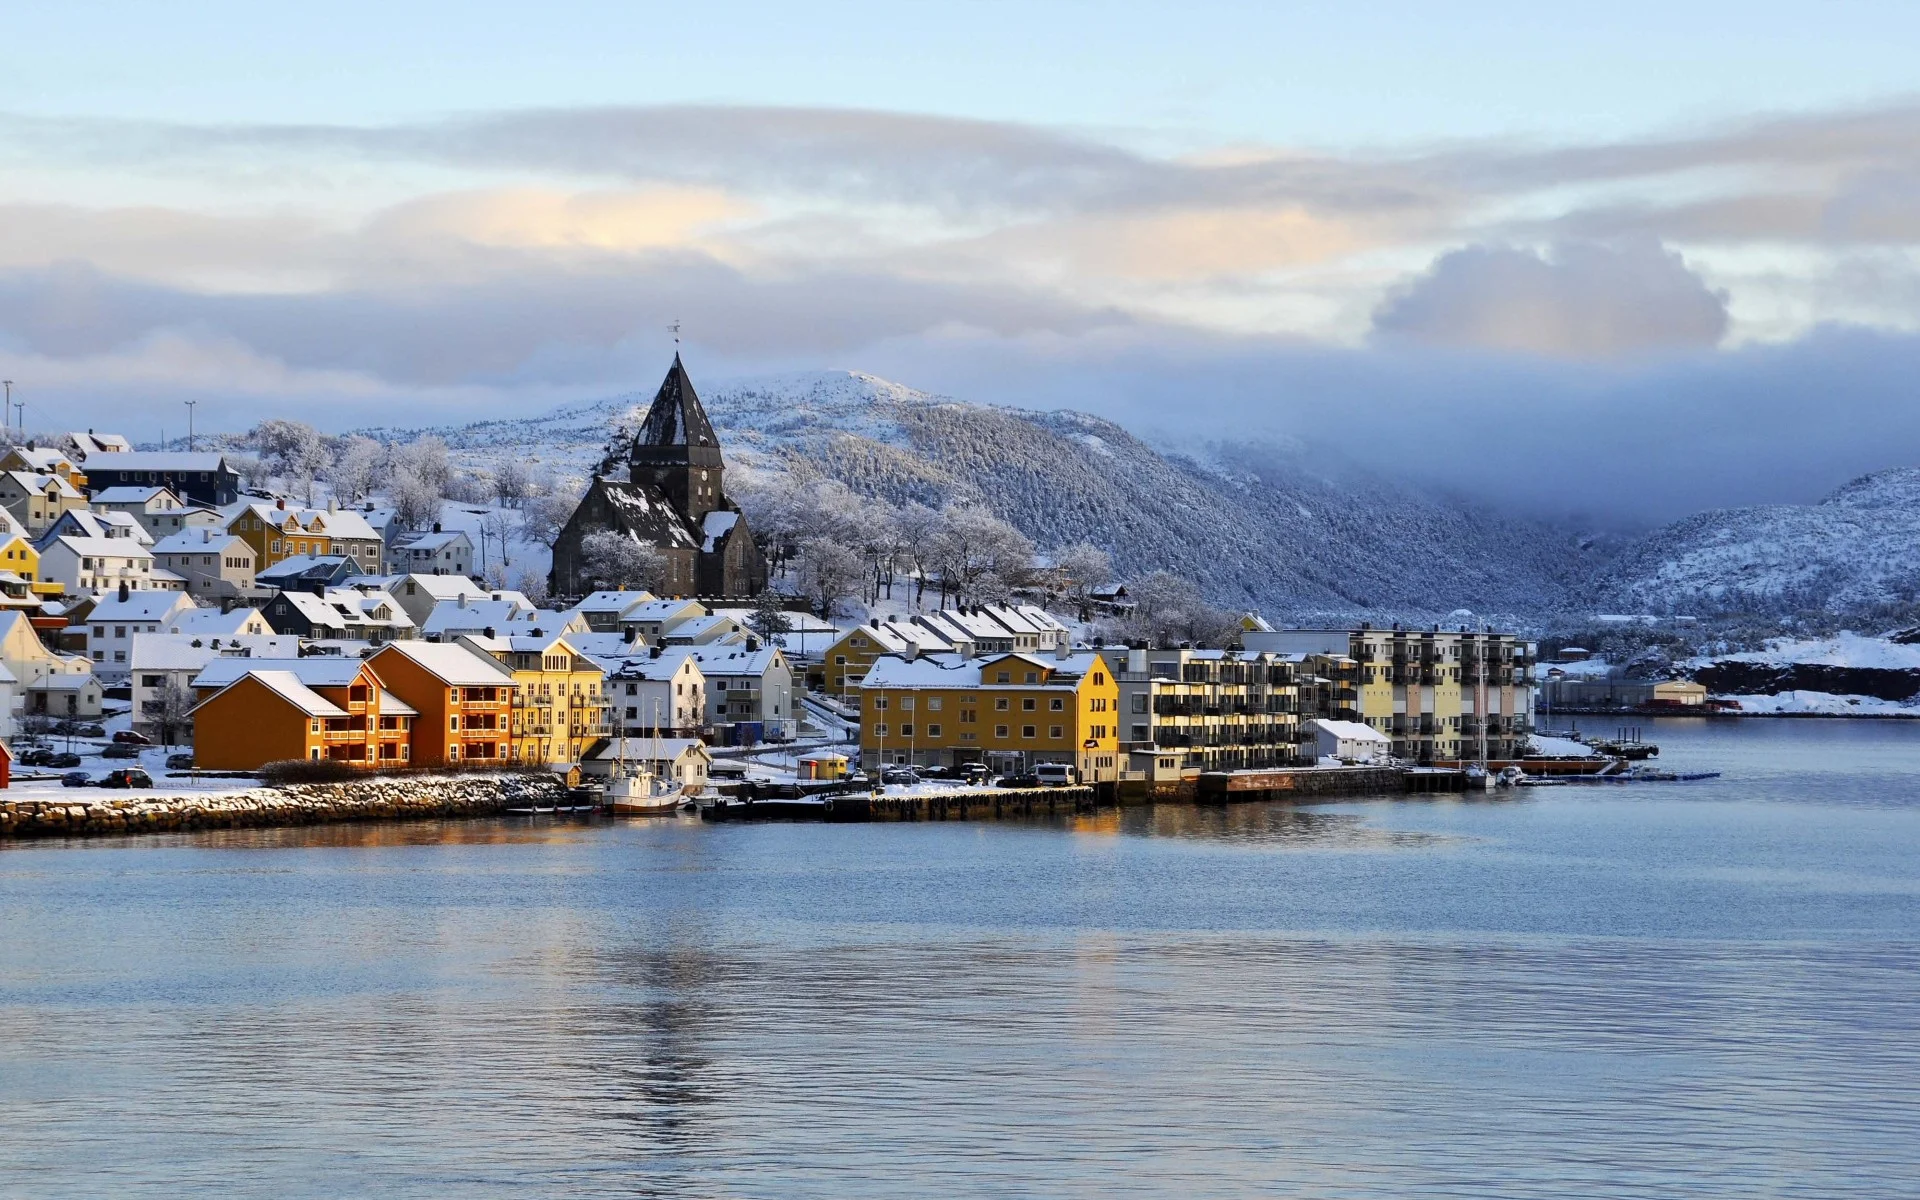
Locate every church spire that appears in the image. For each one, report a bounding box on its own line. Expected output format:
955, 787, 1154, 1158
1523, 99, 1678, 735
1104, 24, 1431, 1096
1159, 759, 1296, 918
635, 352, 718, 450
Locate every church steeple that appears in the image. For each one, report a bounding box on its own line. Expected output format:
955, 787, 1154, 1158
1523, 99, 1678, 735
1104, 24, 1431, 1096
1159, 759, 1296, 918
635, 353, 719, 452
628, 353, 726, 524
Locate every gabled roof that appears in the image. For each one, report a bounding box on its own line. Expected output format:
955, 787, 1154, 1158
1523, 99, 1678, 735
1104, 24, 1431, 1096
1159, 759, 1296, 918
257, 554, 354, 584
3, 469, 83, 497
85, 590, 192, 623
169, 607, 265, 636
152, 528, 248, 555
574, 589, 658, 613
421, 597, 535, 637
624, 597, 706, 623
49, 534, 153, 560
583, 736, 709, 763
130, 632, 300, 671
90, 485, 179, 505
87, 452, 228, 474
216, 671, 347, 717
393, 529, 470, 552
375, 640, 516, 685
191, 656, 371, 691
1309, 718, 1391, 743
682, 643, 786, 676
634, 354, 718, 451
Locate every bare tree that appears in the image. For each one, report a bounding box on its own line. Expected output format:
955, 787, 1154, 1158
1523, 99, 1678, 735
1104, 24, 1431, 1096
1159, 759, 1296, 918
931, 504, 1033, 607
521, 489, 581, 548
479, 509, 515, 568
389, 469, 441, 531
512, 568, 551, 608
580, 530, 667, 591
797, 537, 862, 618
893, 502, 944, 608
150, 680, 198, 748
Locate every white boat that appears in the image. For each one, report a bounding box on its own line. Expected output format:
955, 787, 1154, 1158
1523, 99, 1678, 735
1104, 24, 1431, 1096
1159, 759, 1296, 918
606, 763, 683, 816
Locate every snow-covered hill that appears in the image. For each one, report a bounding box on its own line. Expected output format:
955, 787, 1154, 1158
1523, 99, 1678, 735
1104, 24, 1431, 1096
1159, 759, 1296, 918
376, 369, 1603, 620
1596, 468, 1920, 617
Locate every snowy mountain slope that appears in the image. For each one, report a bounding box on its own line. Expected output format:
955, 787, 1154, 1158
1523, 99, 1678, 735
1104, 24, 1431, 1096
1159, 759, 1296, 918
1595, 468, 1920, 616
379, 369, 1598, 619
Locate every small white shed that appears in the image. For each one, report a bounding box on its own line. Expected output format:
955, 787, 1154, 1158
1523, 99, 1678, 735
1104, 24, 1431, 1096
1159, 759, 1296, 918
1309, 718, 1392, 763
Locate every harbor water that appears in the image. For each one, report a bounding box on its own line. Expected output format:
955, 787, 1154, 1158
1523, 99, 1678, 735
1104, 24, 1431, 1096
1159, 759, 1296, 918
3, 717, 1918, 1197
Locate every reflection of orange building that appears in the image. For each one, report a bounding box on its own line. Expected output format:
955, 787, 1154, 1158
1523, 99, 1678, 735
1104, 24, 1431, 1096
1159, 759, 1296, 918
191, 658, 416, 769
367, 642, 516, 766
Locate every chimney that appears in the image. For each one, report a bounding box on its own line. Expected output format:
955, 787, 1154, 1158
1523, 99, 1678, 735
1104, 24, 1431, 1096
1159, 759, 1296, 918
1127, 647, 1147, 674
483, 626, 495, 638
221, 596, 233, 613
117, 581, 129, 602
746, 637, 759, 652
276, 498, 286, 510
1055, 640, 1070, 662
432, 522, 441, 533
650, 645, 663, 659
457, 594, 466, 609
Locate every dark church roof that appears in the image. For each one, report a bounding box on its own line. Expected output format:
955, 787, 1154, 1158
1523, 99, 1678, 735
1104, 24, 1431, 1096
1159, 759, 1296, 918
635, 354, 718, 450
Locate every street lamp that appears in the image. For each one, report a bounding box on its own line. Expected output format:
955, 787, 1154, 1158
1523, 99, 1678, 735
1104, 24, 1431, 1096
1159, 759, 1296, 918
185, 401, 197, 452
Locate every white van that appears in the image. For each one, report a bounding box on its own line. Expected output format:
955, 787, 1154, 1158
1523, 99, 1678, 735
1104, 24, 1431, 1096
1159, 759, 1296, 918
1035, 763, 1078, 787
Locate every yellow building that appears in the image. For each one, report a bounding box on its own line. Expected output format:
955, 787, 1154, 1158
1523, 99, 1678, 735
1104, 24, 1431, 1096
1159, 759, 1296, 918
228, 501, 332, 570
0, 533, 60, 597
856, 651, 1121, 782
457, 631, 611, 764
1347, 626, 1534, 762
822, 618, 953, 695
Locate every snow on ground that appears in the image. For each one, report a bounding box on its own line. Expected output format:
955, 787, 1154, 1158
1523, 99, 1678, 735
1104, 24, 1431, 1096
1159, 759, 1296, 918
1720, 691, 1920, 716
1537, 657, 1615, 680
1692, 631, 1920, 671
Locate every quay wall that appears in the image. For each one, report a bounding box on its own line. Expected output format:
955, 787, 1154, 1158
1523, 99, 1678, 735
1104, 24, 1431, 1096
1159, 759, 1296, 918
0, 773, 567, 840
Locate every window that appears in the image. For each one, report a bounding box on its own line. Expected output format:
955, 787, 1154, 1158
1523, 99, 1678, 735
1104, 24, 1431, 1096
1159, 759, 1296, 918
1132, 695, 1147, 714
834, 655, 846, 665
927, 697, 943, 711
900, 696, 913, 711
873, 723, 888, 737
1022, 725, 1036, 739
927, 724, 942, 738
872, 696, 888, 710
994, 724, 1008, 738
1093, 672, 1105, 685
1050, 697, 1064, 711
996, 671, 1010, 683
1026, 672, 1038, 683
1050, 725, 1063, 739
900, 724, 913, 737
1022, 698, 1035, 711
994, 697, 1009, 711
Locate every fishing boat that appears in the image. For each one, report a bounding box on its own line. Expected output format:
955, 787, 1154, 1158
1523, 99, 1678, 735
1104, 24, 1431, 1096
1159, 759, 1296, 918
606, 702, 687, 816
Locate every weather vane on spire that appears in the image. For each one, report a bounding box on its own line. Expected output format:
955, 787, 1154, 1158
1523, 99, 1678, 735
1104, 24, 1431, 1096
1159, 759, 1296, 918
668, 319, 682, 347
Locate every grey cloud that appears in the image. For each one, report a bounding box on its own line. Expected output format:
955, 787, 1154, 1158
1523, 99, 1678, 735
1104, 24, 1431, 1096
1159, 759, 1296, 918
1370, 241, 1729, 357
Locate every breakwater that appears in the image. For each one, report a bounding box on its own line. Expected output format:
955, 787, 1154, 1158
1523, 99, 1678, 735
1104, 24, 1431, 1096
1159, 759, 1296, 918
0, 772, 566, 839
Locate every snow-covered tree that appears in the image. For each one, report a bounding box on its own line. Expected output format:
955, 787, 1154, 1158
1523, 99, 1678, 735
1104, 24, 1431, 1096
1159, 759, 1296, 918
493, 459, 532, 509
747, 588, 794, 642
389, 469, 442, 531
797, 537, 862, 618
1054, 542, 1112, 622
930, 504, 1033, 607
327, 436, 384, 504
580, 530, 667, 591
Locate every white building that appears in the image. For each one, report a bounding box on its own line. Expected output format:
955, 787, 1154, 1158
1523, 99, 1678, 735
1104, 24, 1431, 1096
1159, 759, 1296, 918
678, 643, 795, 737
1309, 718, 1393, 763
131, 632, 301, 736
420, 594, 536, 642
38, 534, 156, 595
0, 609, 99, 722
82, 588, 199, 680
606, 649, 706, 737
151, 528, 257, 600
169, 605, 274, 637
385, 526, 475, 576
581, 736, 711, 792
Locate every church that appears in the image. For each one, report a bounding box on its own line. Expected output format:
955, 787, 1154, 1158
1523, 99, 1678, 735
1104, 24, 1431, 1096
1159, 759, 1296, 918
549, 356, 769, 599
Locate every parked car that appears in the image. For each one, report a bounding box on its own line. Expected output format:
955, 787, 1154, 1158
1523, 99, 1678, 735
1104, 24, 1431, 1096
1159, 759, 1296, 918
996, 772, 1042, 789
60, 771, 92, 788
959, 763, 990, 784
165, 753, 196, 771
1035, 763, 1079, 787
60, 722, 106, 738
880, 766, 921, 785
113, 730, 153, 746
100, 744, 142, 760
19, 747, 54, 767
48, 753, 82, 769
918, 764, 953, 779
99, 767, 154, 789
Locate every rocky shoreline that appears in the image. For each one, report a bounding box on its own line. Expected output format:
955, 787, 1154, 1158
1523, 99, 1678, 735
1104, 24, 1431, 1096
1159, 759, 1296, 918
0, 772, 567, 839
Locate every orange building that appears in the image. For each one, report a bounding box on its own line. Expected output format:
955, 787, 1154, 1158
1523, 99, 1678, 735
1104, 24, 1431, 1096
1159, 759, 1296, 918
366, 641, 516, 766
190, 657, 417, 770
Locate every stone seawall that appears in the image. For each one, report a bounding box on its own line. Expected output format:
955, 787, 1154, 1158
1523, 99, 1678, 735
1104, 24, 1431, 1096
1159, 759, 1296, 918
0, 772, 568, 839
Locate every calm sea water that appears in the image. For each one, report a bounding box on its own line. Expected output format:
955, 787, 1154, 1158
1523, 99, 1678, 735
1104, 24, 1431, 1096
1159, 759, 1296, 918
4, 717, 1918, 1198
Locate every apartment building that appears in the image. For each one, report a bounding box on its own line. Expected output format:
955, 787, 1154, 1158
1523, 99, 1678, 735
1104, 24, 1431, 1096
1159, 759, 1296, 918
364, 641, 517, 766
1102, 646, 1307, 772
457, 630, 610, 765
856, 649, 1121, 782
1249, 626, 1536, 762
191, 657, 418, 770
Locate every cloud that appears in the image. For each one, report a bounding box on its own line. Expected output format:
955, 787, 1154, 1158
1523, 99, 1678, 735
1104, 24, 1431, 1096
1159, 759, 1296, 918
1370, 241, 1729, 357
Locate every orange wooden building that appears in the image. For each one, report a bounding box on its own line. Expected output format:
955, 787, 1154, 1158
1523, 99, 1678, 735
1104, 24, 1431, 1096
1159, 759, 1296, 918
365, 642, 516, 767
190, 657, 417, 770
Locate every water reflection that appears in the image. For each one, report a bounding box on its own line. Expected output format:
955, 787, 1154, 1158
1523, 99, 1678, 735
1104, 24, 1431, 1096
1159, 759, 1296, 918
1069, 801, 1462, 849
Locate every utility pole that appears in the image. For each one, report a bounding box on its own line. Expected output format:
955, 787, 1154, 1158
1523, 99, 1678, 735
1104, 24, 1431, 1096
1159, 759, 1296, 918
185, 400, 197, 452
2, 381, 11, 437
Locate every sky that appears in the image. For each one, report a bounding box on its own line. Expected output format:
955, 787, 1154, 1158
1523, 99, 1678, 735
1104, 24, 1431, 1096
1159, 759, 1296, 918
4, 1, 1920, 524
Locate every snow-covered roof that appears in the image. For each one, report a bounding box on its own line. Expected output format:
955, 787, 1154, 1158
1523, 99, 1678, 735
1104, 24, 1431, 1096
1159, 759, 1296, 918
708, 605, 837, 632
683, 644, 785, 676
375, 640, 516, 685
70, 432, 132, 456
8, 447, 75, 472
49, 534, 153, 560
169, 607, 265, 636
573, 589, 657, 613
224, 670, 347, 717
192, 656, 368, 691
584, 737, 709, 763
131, 632, 301, 672
309, 509, 379, 542
88, 452, 228, 474
857, 653, 978, 688
393, 573, 492, 600
606, 650, 703, 681
422, 598, 536, 637
623, 598, 706, 623
257, 554, 353, 580
1308, 719, 1391, 743
84, 591, 190, 623
660, 614, 741, 640
4, 470, 83, 498
569, 631, 648, 669
152, 528, 248, 555
393, 529, 470, 551
90, 485, 178, 505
